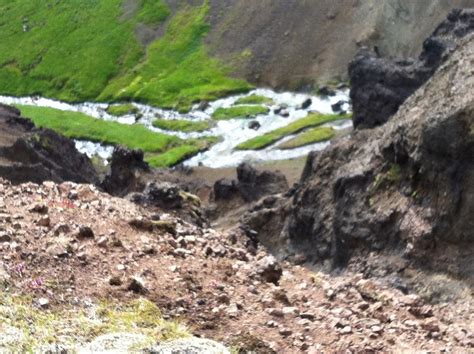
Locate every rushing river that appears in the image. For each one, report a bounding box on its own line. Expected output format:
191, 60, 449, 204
0, 89, 351, 168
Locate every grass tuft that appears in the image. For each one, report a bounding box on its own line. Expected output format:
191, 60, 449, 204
212, 105, 269, 120
152, 118, 213, 132
0, 294, 189, 352
234, 95, 273, 105
106, 104, 139, 117
277, 127, 335, 149
236, 113, 350, 150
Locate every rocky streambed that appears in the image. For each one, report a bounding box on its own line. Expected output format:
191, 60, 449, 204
0, 88, 351, 168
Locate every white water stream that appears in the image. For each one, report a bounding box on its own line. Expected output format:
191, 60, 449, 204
0, 88, 351, 168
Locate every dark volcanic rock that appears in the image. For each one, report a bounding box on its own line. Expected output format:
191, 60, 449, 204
213, 163, 288, 203
350, 8, 474, 129
0, 104, 98, 185
244, 34, 474, 280
132, 182, 184, 209
236, 163, 289, 203
248, 120, 261, 130
214, 178, 239, 200
101, 146, 150, 196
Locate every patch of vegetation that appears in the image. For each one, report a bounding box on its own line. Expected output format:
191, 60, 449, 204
212, 105, 269, 120
234, 95, 273, 105
236, 113, 350, 150
277, 127, 335, 149
152, 118, 213, 132
106, 104, 139, 117
371, 163, 402, 192
0, 0, 250, 111
0, 294, 189, 352
17, 105, 213, 167
146, 137, 219, 168
99, 0, 252, 111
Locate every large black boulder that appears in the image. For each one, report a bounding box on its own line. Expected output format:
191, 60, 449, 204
0, 104, 98, 185
101, 146, 149, 196
349, 8, 474, 129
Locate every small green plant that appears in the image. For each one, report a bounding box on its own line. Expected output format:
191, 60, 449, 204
152, 118, 213, 132
106, 104, 139, 117
212, 105, 269, 120
371, 163, 402, 192
277, 126, 335, 149
234, 95, 273, 105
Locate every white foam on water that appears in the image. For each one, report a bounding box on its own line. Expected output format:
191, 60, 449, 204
0, 88, 352, 168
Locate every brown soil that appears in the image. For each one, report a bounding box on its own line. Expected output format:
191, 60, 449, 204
1, 178, 472, 351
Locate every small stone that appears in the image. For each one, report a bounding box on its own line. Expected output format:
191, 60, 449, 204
371, 325, 383, 333
127, 277, 148, 294
30, 204, 49, 214
256, 256, 282, 285
282, 307, 299, 316
37, 297, 49, 309
76, 226, 94, 239
340, 326, 352, 334
97, 236, 108, 248
0, 232, 11, 243
266, 320, 278, 328
299, 313, 316, 321
37, 215, 51, 227
268, 308, 284, 317
279, 328, 293, 337
77, 251, 87, 261
109, 275, 123, 286
117, 264, 126, 271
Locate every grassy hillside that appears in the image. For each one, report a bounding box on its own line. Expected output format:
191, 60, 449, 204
0, 0, 250, 111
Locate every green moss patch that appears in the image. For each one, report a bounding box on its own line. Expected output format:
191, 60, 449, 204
147, 137, 219, 168
236, 113, 350, 150
152, 118, 213, 132
212, 105, 269, 120
0, 294, 189, 352
235, 95, 273, 105
16, 105, 214, 167
277, 127, 335, 149
106, 104, 139, 117
99, 1, 251, 111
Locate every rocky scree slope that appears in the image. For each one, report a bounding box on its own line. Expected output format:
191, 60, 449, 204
206, 0, 474, 88
0, 178, 473, 351
350, 8, 474, 129
244, 33, 474, 299
0, 104, 98, 185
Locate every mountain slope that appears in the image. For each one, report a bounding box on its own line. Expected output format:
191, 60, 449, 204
0, 0, 249, 111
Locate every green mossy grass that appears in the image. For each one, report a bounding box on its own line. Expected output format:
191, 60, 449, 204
106, 104, 139, 117
212, 105, 269, 120
152, 118, 213, 132
147, 137, 219, 168
0, 294, 188, 352
16, 105, 216, 167
99, 0, 251, 111
234, 95, 273, 105
0, 0, 250, 111
236, 113, 350, 150
277, 126, 335, 149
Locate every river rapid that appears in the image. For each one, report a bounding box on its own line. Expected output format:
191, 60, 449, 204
0, 88, 351, 168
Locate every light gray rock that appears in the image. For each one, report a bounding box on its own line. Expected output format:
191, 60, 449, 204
150, 338, 230, 354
